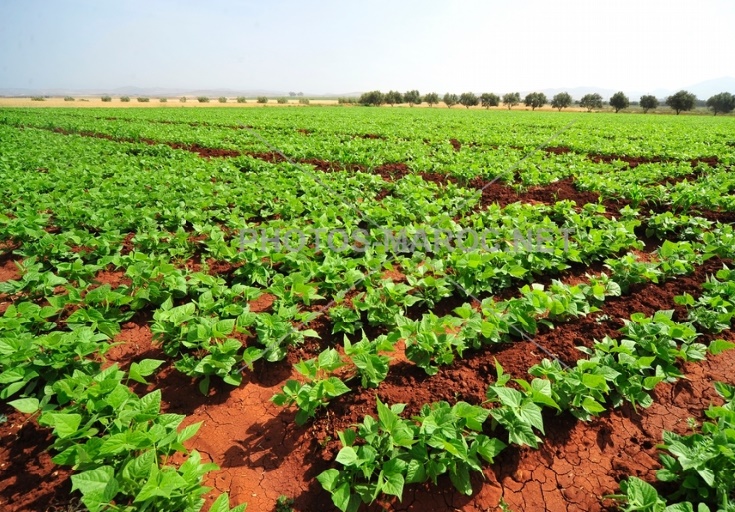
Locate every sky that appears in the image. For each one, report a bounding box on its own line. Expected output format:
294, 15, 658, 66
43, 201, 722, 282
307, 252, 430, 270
0, 0, 734, 94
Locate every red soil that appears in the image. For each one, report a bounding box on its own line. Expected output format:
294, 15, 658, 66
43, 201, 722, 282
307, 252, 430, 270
0, 408, 74, 512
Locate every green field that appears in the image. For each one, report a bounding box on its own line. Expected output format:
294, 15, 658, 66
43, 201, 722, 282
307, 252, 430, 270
1, 107, 735, 512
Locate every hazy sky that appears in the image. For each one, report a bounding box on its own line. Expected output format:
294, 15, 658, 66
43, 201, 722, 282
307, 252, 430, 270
1, 0, 733, 93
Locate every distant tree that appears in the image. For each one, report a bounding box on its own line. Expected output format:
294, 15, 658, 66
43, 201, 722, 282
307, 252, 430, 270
385, 90, 403, 106
277, 97, 288, 104
579, 93, 603, 112
404, 90, 421, 106
297, 92, 304, 96
197, 96, 210, 103
359, 90, 385, 106
298, 97, 310, 105
236, 96, 247, 103
502, 92, 521, 110
459, 92, 479, 109
423, 92, 440, 107
30, 96, 45, 101
524, 92, 547, 110
64, 96, 75, 102
289, 91, 296, 97
101, 95, 112, 102
706, 92, 735, 116
443, 93, 459, 108
338, 97, 357, 105
480, 92, 500, 109
256, 96, 268, 104
179, 96, 187, 103
666, 90, 696, 115
550, 92, 572, 111
218, 97, 227, 103
609, 91, 629, 113
120, 96, 130, 102
159, 98, 167, 103
137, 97, 150, 102
639, 95, 659, 113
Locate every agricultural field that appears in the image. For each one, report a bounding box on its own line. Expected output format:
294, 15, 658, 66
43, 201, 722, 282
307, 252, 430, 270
1, 106, 735, 512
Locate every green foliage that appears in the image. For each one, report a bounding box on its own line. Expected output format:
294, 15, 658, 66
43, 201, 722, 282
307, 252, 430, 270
524, 92, 547, 110
640, 94, 659, 113
403, 90, 421, 106
64, 96, 75, 102
706, 92, 735, 116
610, 91, 630, 113
423, 92, 440, 106
502, 92, 520, 109
385, 90, 403, 106
159, 97, 167, 103
120, 96, 130, 102
271, 348, 350, 425
30, 96, 46, 101
179, 96, 187, 102
218, 97, 228, 103
459, 92, 479, 109
580, 93, 603, 111
551, 92, 572, 111
343, 333, 393, 388
101, 95, 112, 102
317, 398, 504, 511
612, 383, 735, 512
197, 96, 210, 103
275, 495, 294, 512
137, 97, 150, 103
359, 90, 384, 106
666, 90, 696, 115
480, 92, 500, 109
298, 97, 310, 105
443, 93, 459, 108
236, 96, 247, 103
277, 97, 288, 104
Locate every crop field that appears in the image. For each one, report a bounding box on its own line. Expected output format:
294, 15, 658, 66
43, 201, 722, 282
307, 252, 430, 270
2, 106, 735, 512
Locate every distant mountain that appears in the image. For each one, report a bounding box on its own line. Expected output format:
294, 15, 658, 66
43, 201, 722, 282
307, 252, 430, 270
2, 78, 733, 100
682, 77, 735, 99
0, 86, 355, 98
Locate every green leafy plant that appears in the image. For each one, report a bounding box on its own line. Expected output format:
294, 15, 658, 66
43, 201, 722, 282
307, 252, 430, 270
271, 348, 350, 425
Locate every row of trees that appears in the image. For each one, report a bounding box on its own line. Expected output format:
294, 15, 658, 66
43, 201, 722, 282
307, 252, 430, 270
356, 89, 735, 115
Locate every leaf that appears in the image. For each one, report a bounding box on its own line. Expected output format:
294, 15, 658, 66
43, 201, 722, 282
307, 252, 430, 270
405, 459, 427, 484
8, 397, 39, 414
332, 482, 354, 512
49, 413, 83, 439
490, 386, 522, 408
71, 466, 119, 512
581, 397, 606, 415
708, 339, 735, 355
335, 446, 358, 467
316, 469, 340, 492
621, 476, 662, 508
208, 493, 248, 512
664, 504, 695, 512
177, 422, 202, 443
380, 459, 406, 499
128, 359, 165, 384
448, 463, 472, 495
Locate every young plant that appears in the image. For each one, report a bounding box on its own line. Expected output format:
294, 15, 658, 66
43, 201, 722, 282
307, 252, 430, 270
271, 348, 350, 425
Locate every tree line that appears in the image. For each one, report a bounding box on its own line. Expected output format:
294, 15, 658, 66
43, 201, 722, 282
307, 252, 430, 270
353, 89, 735, 115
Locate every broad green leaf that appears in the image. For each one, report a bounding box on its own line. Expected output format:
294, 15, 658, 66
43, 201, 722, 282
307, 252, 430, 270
71, 466, 119, 512
335, 446, 358, 467
8, 397, 39, 414
708, 339, 735, 355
